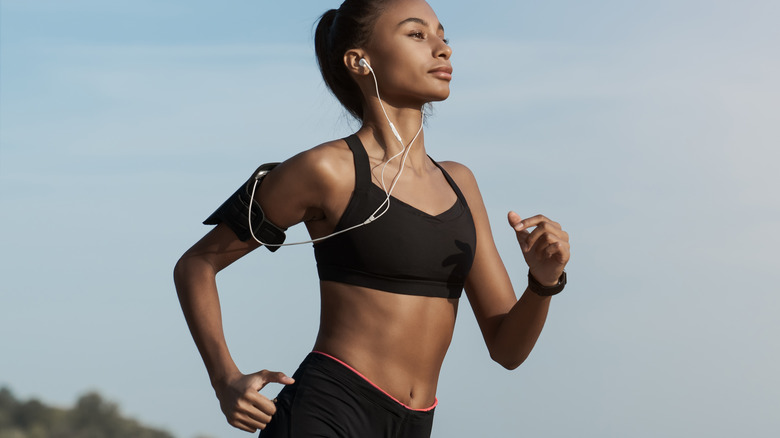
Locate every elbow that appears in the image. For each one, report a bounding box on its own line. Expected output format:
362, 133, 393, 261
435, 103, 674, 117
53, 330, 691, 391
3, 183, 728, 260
173, 256, 185, 282
173, 252, 213, 291
490, 350, 528, 371
173, 255, 190, 291
495, 357, 524, 371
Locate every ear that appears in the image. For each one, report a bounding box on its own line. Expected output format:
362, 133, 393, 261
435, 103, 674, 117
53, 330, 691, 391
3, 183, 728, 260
344, 49, 369, 76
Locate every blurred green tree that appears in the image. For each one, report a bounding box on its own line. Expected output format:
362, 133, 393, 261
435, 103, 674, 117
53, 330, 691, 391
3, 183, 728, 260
0, 387, 175, 438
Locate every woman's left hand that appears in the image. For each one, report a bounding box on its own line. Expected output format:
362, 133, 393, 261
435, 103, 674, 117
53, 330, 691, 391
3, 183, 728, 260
508, 211, 570, 286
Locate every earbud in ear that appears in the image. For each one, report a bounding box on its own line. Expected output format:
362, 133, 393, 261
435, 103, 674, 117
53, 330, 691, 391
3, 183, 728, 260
359, 58, 370, 69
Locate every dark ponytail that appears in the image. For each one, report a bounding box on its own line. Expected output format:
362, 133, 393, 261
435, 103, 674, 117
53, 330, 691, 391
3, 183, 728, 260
314, 0, 390, 121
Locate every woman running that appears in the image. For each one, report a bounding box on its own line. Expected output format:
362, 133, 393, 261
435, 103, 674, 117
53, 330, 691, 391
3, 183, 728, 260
174, 0, 570, 436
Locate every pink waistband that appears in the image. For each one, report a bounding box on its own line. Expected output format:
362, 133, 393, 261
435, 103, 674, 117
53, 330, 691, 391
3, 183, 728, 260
312, 351, 438, 412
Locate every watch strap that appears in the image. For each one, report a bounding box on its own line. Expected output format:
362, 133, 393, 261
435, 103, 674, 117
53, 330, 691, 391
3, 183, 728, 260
528, 271, 567, 296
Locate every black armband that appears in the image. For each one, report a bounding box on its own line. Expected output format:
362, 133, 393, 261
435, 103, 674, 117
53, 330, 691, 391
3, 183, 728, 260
203, 163, 287, 252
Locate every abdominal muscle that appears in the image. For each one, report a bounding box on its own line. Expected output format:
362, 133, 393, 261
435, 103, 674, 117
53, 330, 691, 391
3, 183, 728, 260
312, 280, 459, 409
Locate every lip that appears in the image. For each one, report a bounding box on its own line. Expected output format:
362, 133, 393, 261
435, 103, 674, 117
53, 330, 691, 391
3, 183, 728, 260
429, 65, 453, 80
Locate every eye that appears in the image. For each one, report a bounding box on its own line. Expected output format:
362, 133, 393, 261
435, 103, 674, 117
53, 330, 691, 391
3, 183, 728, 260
409, 31, 425, 39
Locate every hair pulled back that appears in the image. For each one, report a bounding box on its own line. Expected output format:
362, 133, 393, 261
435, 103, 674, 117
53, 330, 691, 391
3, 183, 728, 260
315, 0, 390, 121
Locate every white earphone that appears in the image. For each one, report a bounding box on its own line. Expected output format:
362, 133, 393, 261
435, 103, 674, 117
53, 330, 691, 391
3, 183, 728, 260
248, 57, 424, 247
359, 58, 404, 144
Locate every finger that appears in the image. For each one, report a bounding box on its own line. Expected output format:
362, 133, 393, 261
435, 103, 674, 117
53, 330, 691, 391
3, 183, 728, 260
243, 403, 274, 425
251, 370, 294, 394
225, 396, 271, 426
544, 240, 571, 264
265, 370, 295, 385
230, 417, 258, 433
538, 240, 568, 261
234, 414, 274, 433
233, 400, 273, 430
236, 381, 276, 414
246, 393, 277, 417
507, 211, 525, 231
523, 224, 564, 254
511, 213, 564, 253
534, 238, 571, 267
508, 211, 533, 251
518, 214, 561, 231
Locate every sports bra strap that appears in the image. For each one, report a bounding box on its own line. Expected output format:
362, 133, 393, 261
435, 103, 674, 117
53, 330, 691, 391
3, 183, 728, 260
344, 135, 371, 189
345, 135, 469, 208
430, 158, 469, 207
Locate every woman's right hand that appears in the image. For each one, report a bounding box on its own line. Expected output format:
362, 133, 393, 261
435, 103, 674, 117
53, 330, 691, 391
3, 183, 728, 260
213, 370, 295, 433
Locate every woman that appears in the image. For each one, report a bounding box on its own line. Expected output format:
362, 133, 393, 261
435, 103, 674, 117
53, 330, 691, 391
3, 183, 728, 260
173, 0, 570, 436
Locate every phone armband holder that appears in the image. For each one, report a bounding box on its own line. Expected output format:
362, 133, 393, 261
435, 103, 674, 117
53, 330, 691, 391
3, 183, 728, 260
203, 163, 287, 252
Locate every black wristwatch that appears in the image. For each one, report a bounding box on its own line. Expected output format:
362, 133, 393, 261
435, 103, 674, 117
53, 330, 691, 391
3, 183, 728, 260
528, 271, 567, 296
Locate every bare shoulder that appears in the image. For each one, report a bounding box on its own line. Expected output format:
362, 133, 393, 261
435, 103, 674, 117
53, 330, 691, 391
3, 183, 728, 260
260, 138, 353, 192
258, 138, 355, 227
305, 138, 354, 181
271, 138, 352, 181
437, 160, 481, 196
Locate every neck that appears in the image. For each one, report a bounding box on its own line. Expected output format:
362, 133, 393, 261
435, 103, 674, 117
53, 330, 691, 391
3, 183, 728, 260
359, 101, 427, 166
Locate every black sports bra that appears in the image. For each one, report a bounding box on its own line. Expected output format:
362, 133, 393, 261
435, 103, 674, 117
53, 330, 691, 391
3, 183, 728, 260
313, 135, 476, 299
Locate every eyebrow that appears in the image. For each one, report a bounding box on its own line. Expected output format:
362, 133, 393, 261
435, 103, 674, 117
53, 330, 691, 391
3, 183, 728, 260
397, 17, 445, 33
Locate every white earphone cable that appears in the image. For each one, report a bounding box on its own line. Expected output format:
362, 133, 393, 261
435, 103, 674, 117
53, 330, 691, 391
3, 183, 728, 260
248, 59, 422, 247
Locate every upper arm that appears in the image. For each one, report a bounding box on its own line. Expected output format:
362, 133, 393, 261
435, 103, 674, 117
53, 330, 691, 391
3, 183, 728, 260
178, 223, 262, 274
440, 162, 518, 342
180, 140, 351, 272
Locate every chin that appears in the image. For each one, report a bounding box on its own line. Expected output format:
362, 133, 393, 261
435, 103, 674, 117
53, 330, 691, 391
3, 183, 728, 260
422, 87, 451, 103
405, 88, 450, 106
430, 91, 450, 102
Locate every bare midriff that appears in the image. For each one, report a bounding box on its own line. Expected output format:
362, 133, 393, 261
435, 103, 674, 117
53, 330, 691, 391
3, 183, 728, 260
313, 280, 459, 410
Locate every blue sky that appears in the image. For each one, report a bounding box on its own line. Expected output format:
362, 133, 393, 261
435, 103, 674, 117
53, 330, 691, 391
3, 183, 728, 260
1, 1, 779, 437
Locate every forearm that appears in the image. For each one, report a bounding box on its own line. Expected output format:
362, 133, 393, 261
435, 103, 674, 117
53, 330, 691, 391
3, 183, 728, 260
173, 256, 241, 386
489, 289, 551, 370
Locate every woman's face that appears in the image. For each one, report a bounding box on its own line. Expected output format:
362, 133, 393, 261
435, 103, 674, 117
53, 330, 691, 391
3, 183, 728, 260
362, 0, 453, 106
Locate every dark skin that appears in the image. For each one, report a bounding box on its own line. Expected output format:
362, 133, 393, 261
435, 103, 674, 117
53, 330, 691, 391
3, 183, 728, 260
174, 0, 570, 433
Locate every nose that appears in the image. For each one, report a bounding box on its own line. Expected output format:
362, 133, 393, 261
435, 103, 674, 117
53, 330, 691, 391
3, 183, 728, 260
434, 38, 452, 60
